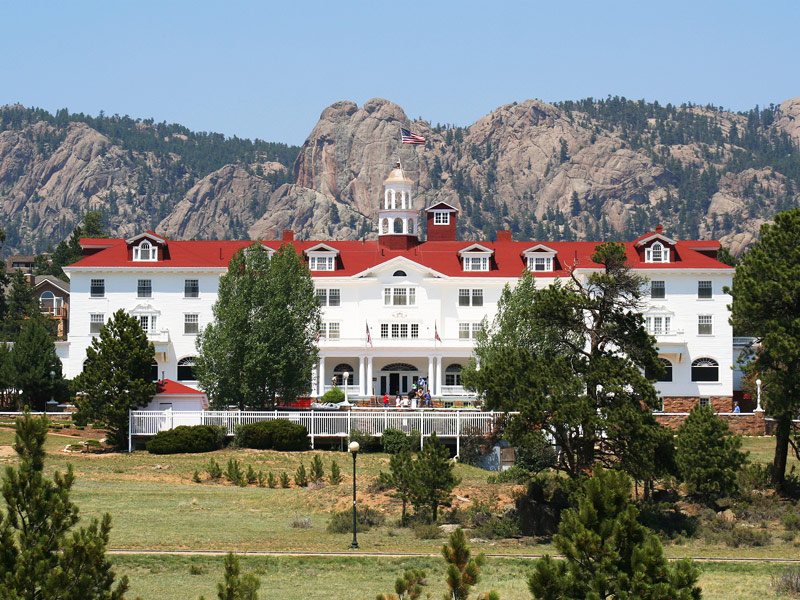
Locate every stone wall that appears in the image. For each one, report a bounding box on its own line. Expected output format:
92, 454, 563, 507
662, 396, 734, 413
655, 411, 766, 435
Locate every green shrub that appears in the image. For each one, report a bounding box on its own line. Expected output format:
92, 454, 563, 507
256, 471, 266, 487
473, 514, 522, 539
246, 465, 257, 485
146, 425, 226, 455
236, 419, 310, 451
85, 439, 102, 448
458, 425, 489, 466
773, 566, 800, 596
206, 458, 222, 479
267, 472, 278, 488
409, 429, 421, 451
225, 458, 246, 487
295, 463, 308, 487
701, 519, 771, 547
783, 511, 800, 532
321, 388, 345, 404
279, 471, 290, 488
329, 459, 342, 484
381, 428, 411, 454
348, 429, 379, 452
309, 455, 325, 482
413, 523, 442, 539
738, 463, 773, 492
189, 563, 206, 575
326, 507, 385, 534
192, 470, 201, 483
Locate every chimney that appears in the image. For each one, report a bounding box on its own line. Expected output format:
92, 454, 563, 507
496, 230, 512, 243
655, 224, 663, 235
282, 229, 295, 242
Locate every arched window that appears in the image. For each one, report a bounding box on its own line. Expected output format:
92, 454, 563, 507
151, 361, 159, 382
393, 218, 404, 234
393, 270, 407, 277
134, 240, 157, 261
381, 363, 417, 372
691, 358, 718, 382
382, 218, 389, 234
177, 357, 197, 381
407, 218, 415, 234
445, 364, 463, 386
40, 290, 55, 313
332, 363, 354, 386
82, 358, 91, 372
645, 241, 669, 263
646, 358, 673, 382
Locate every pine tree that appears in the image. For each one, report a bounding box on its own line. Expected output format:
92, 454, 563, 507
0, 411, 128, 599
675, 404, 745, 503
2, 269, 39, 340
409, 433, 460, 522
199, 552, 260, 600
309, 454, 325, 483
6, 316, 66, 411
441, 528, 499, 600
378, 448, 414, 525
73, 309, 155, 450
377, 569, 427, 600
529, 467, 701, 600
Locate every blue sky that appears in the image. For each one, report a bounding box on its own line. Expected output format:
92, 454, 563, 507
2, 1, 798, 145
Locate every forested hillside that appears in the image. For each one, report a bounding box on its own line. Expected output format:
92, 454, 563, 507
1, 96, 799, 255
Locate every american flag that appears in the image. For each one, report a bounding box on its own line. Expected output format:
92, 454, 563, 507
400, 128, 426, 145
434, 322, 442, 343
366, 322, 373, 347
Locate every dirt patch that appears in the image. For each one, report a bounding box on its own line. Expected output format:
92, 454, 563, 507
0, 446, 16, 457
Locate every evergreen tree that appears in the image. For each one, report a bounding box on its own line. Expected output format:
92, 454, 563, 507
728, 208, 800, 490
377, 569, 427, 600
378, 448, 415, 525
73, 309, 155, 450
409, 433, 459, 522
0, 227, 8, 326
675, 404, 745, 503
528, 468, 701, 600
6, 317, 66, 411
2, 269, 39, 340
0, 411, 128, 599
463, 243, 666, 478
199, 552, 260, 600
441, 528, 499, 600
196, 243, 320, 409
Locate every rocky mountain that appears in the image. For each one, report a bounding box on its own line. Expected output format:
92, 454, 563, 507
2, 97, 800, 256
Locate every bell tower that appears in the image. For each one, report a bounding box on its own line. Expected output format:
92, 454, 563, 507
377, 162, 420, 250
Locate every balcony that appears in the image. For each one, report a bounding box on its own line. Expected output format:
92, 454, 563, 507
41, 306, 67, 319
147, 330, 171, 359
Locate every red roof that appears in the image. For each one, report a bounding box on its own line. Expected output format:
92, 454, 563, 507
67, 235, 733, 277
155, 379, 207, 396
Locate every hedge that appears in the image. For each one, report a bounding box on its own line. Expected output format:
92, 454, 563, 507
236, 419, 310, 451
146, 425, 227, 455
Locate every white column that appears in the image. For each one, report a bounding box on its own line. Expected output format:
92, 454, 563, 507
311, 364, 318, 397
435, 356, 443, 397
358, 356, 366, 396
427, 356, 434, 391
366, 356, 374, 397
318, 356, 325, 396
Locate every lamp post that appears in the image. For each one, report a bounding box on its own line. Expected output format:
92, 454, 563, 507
348, 440, 360, 549
343, 371, 350, 406
47, 370, 55, 416
755, 378, 763, 412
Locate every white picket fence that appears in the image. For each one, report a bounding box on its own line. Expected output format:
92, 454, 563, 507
128, 409, 508, 454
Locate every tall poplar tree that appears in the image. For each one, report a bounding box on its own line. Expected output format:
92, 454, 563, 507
728, 207, 800, 490
196, 243, 320, 409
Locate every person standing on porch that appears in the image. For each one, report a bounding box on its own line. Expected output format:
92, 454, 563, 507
383, 393, 389, 407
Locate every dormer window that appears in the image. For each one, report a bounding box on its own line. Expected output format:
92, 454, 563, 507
464, 256, 489, 272
433, 212, 450, 225
528, 256, 553, 271
134, 240, 158, 262
309, 255, 335, 271
522, 245, 557, 272
645, 241, 670, 263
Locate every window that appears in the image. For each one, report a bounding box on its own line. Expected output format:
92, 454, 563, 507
699, 397, 711, 407
133, 240, 158, 261
40, 291, 59, 314
381, 324, 389, 338
319, 322, 340, 340
698, 280, 712, 299
445, 364, 462, 386
90, 279, 105, 298
459, 322, 470, 340
651, 280, 665, 299
645, 316, 671, 335
528, 256, 553, 271
177, 357, 197, 381
185, 314, 199, 334
316, 289, 341, 307
463, 255, 489, 272
332, 363, 354, 386
184, 279, 199, 298
410, 324, 419, 338
645, 241, 670, 263
646, 358, 673, 382
379, 323, 419, 339
433, 212, 450, 225
393, 270, 407, 277
309, 255, 335, 271
137, 279, 152, 298
698, 315, 713, 335
691, 358, 719, 382
90, 313, 104, 335
138, 315, 156, 333
459, 289, 483, 307
151, 361, 159, 382
384, 287, 416, 306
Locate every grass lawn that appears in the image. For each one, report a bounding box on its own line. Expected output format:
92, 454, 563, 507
113, 554, 790, 600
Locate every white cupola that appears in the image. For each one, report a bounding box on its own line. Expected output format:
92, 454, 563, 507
378, 162, 420, 250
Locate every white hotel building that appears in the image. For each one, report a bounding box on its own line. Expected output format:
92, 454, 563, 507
62, 164, 735, 412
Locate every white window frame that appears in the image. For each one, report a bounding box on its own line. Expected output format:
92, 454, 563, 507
90, 279, 105, 298
308, 254, 335, 271
698, 315, 713, 335
645, 315, 672, 336
651, 280, 665, 299
698, 280, 712, 299
527, 256, 554, 272
137, 279, 152, 298
384, 287, 416, 306
645, 241, 670, 263
458, 289, 484, 307
89, 313, 105, 335
433, 211, 450, 225
138, 314, 157, 333
184, 314, 199, 335
184, 279, 199, 298
463, 255, 490, 272
133, 240, 158, 262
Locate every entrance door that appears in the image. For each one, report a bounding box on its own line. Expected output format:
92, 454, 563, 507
389, 373, 400, 396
